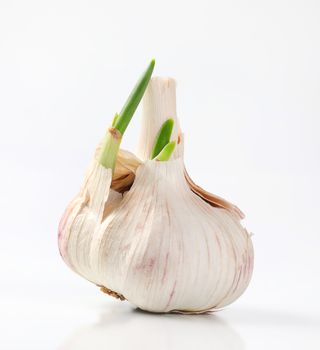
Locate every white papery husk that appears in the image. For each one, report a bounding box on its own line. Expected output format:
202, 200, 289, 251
58, 151, 253, 313
58, 77, 254, 313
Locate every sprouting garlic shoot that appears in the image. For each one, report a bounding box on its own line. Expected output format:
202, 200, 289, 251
58, 61, 254, 313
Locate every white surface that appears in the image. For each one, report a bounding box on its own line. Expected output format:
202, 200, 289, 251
0, 0, 319, 349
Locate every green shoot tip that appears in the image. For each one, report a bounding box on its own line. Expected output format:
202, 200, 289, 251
155, 141, 176, 161
151, 118, 175, 159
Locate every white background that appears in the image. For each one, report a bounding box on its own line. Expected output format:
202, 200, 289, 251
1, 0, 319, 349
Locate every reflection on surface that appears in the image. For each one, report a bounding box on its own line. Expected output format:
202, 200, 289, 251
59, 303, 245, 350
224, 306, 320, 327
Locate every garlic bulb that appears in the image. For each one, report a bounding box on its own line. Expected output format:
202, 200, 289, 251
58, 64, 254, 313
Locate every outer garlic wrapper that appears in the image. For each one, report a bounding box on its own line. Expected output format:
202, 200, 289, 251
58, 76, 254, 313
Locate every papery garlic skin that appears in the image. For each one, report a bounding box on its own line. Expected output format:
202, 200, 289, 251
59, 157, 253, 312
58, 76, 254, 313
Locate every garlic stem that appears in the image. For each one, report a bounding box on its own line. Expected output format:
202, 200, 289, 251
114, 59, 155, 135
137, 77, 180, 160
151, 118, 174, 159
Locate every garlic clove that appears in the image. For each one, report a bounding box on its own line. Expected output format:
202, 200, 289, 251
110, 149, 141, 194
58, 160, 118, 275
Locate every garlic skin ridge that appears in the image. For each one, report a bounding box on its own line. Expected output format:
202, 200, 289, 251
58, 76, 254, 313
